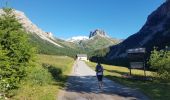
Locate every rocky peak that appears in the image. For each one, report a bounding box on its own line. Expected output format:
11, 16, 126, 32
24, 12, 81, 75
89, 29, 108, 38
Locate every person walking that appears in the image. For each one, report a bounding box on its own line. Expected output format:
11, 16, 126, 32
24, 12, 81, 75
95, 62, 104, 89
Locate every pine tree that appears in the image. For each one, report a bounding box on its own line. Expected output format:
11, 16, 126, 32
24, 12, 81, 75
0, 8, 36, 93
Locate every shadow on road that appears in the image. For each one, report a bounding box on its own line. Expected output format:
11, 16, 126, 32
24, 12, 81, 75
62, 75, 148, 100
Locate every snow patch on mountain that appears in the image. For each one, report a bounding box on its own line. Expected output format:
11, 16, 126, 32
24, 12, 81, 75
67, 36, 89, 42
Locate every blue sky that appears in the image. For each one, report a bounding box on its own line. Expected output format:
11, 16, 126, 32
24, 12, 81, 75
0, 0, 165, 39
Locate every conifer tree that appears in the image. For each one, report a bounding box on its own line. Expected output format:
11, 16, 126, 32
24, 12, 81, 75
0, 8, 36, 93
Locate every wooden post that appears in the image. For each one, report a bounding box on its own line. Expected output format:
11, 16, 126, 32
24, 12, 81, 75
129, 68, 132, 76
129, 62, 132, 76
143, 56, 146, 80
144, 66, 146, 79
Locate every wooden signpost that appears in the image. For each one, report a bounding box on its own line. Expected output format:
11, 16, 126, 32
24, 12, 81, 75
127, 48, 146, 78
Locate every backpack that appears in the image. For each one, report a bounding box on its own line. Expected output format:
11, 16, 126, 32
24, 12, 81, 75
96, 65, 103, 72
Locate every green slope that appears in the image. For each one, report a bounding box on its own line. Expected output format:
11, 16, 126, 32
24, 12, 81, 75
29, 34, 84, 58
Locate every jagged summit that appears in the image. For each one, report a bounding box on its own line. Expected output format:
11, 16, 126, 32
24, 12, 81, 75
89, 29, 109, 38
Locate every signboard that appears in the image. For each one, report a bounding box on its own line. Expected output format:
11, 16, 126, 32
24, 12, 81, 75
127, 48, 146, 62
128, 53, 145, 61
126, 48, 146, 77
127, 48, 146, 54
130, 62, 144, 69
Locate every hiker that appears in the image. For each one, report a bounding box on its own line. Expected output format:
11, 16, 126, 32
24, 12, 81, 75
95, 62, 104, 89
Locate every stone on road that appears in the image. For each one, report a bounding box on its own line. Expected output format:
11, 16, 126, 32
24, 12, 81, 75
58, 61, 149, 100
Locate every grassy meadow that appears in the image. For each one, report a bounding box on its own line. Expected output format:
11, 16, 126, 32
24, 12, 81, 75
86, 61, 170, 100
11, 54, 74, 100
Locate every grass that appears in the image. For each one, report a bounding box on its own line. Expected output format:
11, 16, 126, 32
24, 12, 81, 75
86, 61, 170, 100
37, 54, 74, 75
11, 54, 74, 100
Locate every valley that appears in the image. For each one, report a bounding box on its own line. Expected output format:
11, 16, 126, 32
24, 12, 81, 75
1, 0, 170, 100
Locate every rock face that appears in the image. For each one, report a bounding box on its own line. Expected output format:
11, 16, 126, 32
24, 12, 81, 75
106, 0, 170, 60
89, 29, 108, 38
0, 9, 62, 47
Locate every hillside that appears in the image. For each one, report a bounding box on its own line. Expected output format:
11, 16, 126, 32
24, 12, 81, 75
103, 0, 170, 63
0, 9, 63, 47
29, 34, 82, 57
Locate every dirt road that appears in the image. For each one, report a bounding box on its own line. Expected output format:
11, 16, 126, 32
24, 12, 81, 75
58, 60, 149, 100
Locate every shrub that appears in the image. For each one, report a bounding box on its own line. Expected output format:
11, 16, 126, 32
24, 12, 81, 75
26, 65, 52, 86
42, 64, 63, 81
148, 47, 170, 81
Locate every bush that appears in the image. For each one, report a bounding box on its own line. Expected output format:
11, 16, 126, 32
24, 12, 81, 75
26, 65, 53, 86
42, 64, 63, 81
148, 47, 170, 81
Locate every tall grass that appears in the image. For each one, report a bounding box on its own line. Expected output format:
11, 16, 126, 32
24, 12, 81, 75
37, 55, 74, 75
86, 61, 170, 100
11, 54, 74, 100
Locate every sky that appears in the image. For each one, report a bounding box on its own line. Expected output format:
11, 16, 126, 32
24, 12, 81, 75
0, 0, 165, 39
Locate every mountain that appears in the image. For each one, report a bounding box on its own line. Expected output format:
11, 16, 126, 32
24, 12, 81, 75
0, 8, 120, 57
72, 29, 121, 52
0, 9, 63, 47
104, 0, 170, 64
89, 29, 109, 38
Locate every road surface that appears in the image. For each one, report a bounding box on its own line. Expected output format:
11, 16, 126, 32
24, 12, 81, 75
58, 60, 149, 100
